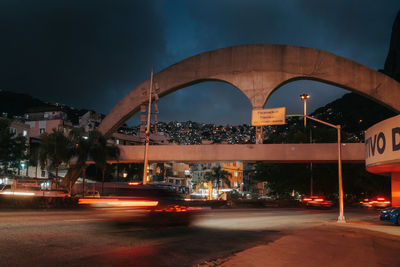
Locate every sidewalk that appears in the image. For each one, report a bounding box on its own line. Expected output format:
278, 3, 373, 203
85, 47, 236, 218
199, 222, 400, 267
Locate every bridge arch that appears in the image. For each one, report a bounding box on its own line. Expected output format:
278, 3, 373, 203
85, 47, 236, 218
98, 44, 400, 137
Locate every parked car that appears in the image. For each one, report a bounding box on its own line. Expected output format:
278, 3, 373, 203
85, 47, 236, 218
79, 185, 202, 226
302, 196, 334, 208
380, 206, 400, 225
360, 196, 391, 209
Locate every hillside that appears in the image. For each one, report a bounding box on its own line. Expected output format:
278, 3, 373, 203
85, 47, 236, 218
0, 90, 91, 124
311, 92, 397, 138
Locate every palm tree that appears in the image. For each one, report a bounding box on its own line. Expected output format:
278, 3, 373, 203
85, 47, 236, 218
204, 166, 231, 200
61, 129, 120, 194
0, 119, 27, 175
39, 129, 72, 188
88, 130, 120, 195
68, 127, 91, 194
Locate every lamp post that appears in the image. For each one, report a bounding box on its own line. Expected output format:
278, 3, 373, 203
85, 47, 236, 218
300, 93, 312, 196
286, 114, 345, 223
300, 93, 310, 128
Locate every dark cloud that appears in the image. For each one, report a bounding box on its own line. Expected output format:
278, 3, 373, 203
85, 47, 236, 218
0, 1, 399, 125
0, 0, 166, 114
154, 0, 399, 125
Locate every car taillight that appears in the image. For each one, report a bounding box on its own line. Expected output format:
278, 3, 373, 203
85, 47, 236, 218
315, 198, 324, 202
303, 198, 312, 201
78, 198, 159, 207
377, 197, 385, 201
154, 205, 189, 213
383, 201, 391, 204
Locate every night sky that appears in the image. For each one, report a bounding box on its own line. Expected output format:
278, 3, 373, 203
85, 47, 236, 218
0, 0, 399, 126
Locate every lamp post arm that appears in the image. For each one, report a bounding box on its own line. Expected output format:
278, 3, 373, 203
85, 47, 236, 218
286, 114, 339, 129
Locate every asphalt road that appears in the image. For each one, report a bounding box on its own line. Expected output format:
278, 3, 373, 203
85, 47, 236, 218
0, 208, 399, 267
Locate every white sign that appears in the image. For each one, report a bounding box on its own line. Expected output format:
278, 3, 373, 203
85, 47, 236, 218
365, 114, 400, 168
251, 107, 286, 126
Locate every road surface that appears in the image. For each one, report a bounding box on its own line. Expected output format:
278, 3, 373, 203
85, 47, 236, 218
0, 208, 399, 266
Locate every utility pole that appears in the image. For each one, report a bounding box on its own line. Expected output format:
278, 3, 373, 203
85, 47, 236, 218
143, 69, 154, 185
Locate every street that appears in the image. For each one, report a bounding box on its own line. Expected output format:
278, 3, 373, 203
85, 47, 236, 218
1, 208, 399, 266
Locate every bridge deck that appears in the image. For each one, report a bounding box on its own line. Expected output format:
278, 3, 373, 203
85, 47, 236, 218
111, 143, 365, 163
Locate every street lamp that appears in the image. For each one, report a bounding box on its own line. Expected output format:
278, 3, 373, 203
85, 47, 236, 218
287, 114, 345, 223
300, 93, 313, 195
300, 93, 310, 128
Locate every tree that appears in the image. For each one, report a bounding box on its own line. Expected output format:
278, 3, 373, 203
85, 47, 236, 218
204, 166, 231, 199
8, 134, 27, 175
253, 162, 309, 198
87, 130, 120, 195
0, 119, 27, 175
68, 127, 91, 193
27, 140, 41, 178
39, 129, 72, 187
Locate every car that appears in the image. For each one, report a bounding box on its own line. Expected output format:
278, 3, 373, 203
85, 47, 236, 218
360, 196, 391, 209
78, 185, 202, 226
380, 206, 400, 225
302, 196, 334, 208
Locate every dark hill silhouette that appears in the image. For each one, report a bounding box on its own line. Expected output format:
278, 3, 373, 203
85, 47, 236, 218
0, 90, 91, 124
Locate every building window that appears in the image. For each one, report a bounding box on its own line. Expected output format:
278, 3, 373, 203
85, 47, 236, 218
116, 139, 120, 145
23, 130, 28, 137
40, 128, 45, 134
234, 182, 238, 187
41, 170, 46, 177
234, 171, 238, 177
10, 128, 16, 136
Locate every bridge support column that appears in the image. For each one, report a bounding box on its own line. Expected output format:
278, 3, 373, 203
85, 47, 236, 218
392, 172, 400, 206
256, 126, 263, 144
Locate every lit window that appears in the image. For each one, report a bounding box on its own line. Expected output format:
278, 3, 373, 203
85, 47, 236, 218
234, 172, 238, 177
116, 139, 120, 145
40, 128, 45, 134
23, 130, 27, 137
234, 182, 238, 187
10, 128, 16, 135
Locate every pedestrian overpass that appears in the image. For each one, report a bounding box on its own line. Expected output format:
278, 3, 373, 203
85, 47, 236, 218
111, 143, 364, 163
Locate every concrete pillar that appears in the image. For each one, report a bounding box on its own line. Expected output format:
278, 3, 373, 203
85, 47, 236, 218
256, 126, 263, 144
391, 172, 400, 206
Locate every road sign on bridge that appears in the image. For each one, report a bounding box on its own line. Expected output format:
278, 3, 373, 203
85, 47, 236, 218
251, 107, 286, 126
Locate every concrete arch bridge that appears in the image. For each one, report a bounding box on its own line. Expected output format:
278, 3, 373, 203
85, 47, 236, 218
63, 44, 400, 188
